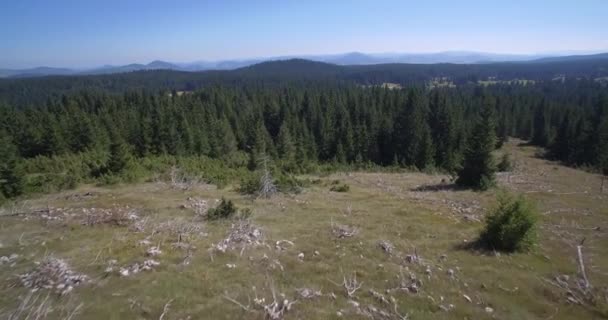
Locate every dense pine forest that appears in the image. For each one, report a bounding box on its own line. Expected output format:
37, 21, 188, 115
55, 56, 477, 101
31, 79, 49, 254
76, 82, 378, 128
1, 68, 607, 201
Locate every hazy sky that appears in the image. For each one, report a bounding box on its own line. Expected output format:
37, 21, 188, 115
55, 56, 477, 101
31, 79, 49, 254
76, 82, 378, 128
1, 0, 607, 68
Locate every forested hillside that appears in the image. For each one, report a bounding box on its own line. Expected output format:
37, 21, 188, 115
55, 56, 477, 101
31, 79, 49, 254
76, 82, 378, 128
1, 79, 607, 201
2, 57, 608, 106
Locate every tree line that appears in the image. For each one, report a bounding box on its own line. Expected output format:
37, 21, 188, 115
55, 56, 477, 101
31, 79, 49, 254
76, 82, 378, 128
1, 81, 607, 200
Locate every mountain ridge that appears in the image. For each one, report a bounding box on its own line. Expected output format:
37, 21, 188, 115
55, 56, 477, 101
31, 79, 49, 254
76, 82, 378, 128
3, 51, 607, 78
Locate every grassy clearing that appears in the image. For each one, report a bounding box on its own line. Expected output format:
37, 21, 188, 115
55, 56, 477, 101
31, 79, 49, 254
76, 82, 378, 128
0, 139, 607, 319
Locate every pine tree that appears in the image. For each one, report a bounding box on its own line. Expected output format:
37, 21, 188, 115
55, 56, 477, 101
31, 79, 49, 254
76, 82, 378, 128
107, 135, 132, 174
277, 122, 296, 170
214, 117, 238, 158
248, 121, 275, 170
597, 116, 608, 175
393, 90, 434, 169
550, 111, 575, 163
531, 99, 549, 146
456, 99, 497, 190
429, 92, 460, 171
0, 133, 25, 198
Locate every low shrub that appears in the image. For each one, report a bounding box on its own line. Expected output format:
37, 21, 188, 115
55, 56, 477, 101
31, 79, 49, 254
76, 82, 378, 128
478, 175, 496, 191
330, 183, 350, 192
25, 173, 78, 194
237, 208, 253, 220
497, 153, 514, 172
207, 197, 252, 220
478, 193, 538, 252
239, 171, 308, 196
238, 173, 261, 195
208, 197, 237, 220
275, 174, 309, 194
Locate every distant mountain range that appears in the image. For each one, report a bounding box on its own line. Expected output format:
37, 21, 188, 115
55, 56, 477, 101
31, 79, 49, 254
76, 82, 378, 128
3, 55, 608, 106
1, 51, 608, 78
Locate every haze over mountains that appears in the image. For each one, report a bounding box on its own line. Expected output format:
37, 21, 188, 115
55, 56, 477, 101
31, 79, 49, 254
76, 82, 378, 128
2, 51, 607, 79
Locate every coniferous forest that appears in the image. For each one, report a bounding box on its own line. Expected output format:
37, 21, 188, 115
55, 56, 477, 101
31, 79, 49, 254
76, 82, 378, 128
1, 61, 608, 201
5, 3, 608, 318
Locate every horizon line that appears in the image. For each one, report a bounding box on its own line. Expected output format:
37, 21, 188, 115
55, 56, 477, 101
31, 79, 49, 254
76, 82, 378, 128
3, 49, 608, 70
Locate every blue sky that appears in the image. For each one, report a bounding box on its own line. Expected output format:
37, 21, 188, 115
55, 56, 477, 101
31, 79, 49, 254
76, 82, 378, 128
1, 0, 607, 68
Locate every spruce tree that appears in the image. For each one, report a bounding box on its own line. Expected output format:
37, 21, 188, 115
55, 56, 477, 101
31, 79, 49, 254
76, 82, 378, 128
456, 99, 497, 190
550, 111, 575, 163
531, 99, 549, 146
393, 90, 434, 169
429, 92, 460, 171
597, 116, 608, 175
0, 133, 25, 198
214, 117, 238, 158
107, 135, 132, 175
277, 123, 296, 170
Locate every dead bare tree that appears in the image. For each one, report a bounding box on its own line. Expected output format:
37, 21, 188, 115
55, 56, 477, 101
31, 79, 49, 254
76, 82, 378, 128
258, 155, 277, 199
168, 166, 202, 190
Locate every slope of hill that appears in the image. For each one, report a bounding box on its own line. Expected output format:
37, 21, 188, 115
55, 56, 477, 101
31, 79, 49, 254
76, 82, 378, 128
0, 67, 75, 78
86, 61, 180, 74
527, 52, 608, 63
0, 140, 606, 319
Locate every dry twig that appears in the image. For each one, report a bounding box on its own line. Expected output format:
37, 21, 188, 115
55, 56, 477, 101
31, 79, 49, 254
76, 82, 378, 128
330, 273, 363, 298
159, 299, 174, 320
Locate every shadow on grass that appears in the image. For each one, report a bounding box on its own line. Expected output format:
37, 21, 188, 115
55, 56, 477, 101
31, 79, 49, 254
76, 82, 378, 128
516, 141, 534, 147
453, 239, 505, 256
516, 140, 551, 159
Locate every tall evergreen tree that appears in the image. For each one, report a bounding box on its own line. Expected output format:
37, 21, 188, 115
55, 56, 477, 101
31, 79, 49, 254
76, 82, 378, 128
550, 110, 575, 163
456, 98, 497, 190
597, 116, 608, 175
0, 133, 24, 198
393, 90, 434, 169
277, 122, 296, 169
213, 117, 238, 159
531, 99, 550, 146
107, 134, 132, 175
430, 92, 461, 171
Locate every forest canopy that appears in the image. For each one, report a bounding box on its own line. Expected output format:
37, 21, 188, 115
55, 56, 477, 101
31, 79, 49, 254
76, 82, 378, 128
0, 60, 607, 200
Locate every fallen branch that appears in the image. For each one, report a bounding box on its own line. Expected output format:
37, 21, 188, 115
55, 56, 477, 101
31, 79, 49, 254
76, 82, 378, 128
331, 221, 358, 239
577, 244, 590, 289
329, 273, 363, 298
223, 285, 297, 320
223, 294, 251, 312
159, 299, 174, 320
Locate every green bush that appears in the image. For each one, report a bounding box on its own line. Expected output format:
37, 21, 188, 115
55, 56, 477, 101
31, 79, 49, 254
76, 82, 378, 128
276, 174, 309, 194
330, 183, 350, 192
98, 174, 122, 186
479, 194, 538, 252
497, 153, 514, 172
238, 173, 261, 195
25, 173, 78, 194
237, 208, 253, 220
479, 175, 496, 191
208, 197, 237, 220
207, 197, 253, 220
